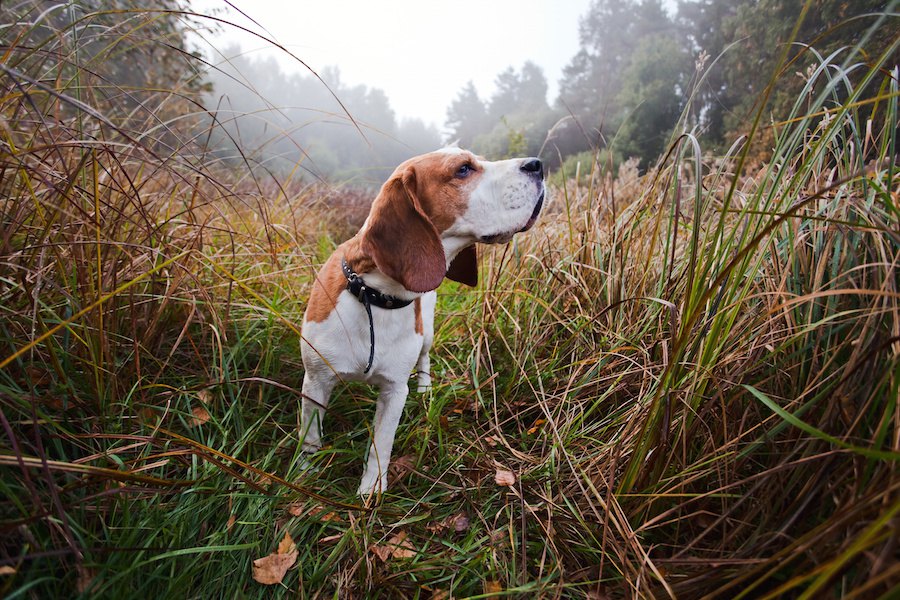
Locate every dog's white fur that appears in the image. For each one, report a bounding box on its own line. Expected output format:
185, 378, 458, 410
300, 147, 545, 498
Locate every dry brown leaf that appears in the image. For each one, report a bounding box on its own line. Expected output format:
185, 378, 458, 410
226, 514, 236, 531
277, 531, 296, 555
388, 454, 417, 484
527, 418, 546, 435
495, 468, 516, 487
0, 565, 16, 576
483, 580, 503, 597
190, 406, 210, 426
425, 520, 447, 534
391, 532, 416, 559
372, 530, 417, 562
252, 531, 298, 585
252, 552, 297, 585
450, 511, 470, 533
428, 511, 470, 535
370, 543, 393, 562
431, 590, 451, 600
298, 505, 342, 522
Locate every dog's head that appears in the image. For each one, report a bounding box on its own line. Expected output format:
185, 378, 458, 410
361, 147, 545, 293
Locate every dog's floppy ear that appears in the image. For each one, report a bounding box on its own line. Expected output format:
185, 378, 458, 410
362, 167, 447, 293
446, 245, 477, 287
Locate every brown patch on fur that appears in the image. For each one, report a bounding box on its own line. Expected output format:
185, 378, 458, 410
304, 238, 375, 323
361, 167, 447, 293
414, 298, 423, 335
402, 151, 480, 233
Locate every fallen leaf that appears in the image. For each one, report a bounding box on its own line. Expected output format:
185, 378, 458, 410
450, 511, 470, 533
277, 531, 296, 555
390, 532, 416, 559
25, 366, 51, 387
484, 435, 498, 447
297, 505, 342, 522
428, 511, 471, 535
371, 530, 417, 562
484, 580, 503, 597
226, 514, 236, 531
252, 531, 298, 585
0, 566, 15, 575
431, 590, 451, 600
388, 454, 417, 484
190, 406, 210, 426
495, 468, 516, 487
197, 389, 213, 404
370, 544, 392, 562
425, 520, 446, 534
527, 418, 546, 435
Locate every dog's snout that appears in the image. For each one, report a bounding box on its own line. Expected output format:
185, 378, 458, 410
520, 158, 543, 179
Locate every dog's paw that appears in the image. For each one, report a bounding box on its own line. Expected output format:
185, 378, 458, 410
416, 374, 432, 394
300, 437, 321, 454
296, 452, 320, 474
357, 472, 388, 500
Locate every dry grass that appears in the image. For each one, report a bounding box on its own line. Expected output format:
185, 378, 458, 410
1, 2, 899, 599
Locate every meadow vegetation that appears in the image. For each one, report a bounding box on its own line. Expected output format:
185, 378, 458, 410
0, 1, 898, 598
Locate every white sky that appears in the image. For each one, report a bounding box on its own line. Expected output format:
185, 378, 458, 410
190, 0, 594, 129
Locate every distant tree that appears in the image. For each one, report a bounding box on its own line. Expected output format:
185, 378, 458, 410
555, 0, 675, 159
676, 0, 750, 147
485, 62, 551, 124
615, 35, 692, 165
444, 81, 488, 147
446, 64, 556, 159
720, 0, 899, 144
397, 118, 442, 153
518, 61, 551, 113
488, 67, 524, 122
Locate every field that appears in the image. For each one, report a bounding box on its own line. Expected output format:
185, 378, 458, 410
1, 4, 899, 599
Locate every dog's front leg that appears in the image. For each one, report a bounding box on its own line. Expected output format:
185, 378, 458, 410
358, 381, 408, 498
300, 372, 335, 454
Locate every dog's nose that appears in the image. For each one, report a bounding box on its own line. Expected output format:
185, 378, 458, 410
520, 158, 543, 179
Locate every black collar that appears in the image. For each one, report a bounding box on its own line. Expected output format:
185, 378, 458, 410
341, 258, 414, 373
341, 258, 414, 310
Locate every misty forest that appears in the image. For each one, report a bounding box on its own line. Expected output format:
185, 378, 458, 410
1, 0, 899, 598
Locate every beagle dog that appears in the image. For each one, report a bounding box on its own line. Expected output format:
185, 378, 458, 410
300, 147, 545, 498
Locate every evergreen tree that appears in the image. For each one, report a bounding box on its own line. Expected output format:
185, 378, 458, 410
444, 81, 488, 147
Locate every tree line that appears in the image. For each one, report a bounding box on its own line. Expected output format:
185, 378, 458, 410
446, 0, 897, 170
9, 1, 892, 183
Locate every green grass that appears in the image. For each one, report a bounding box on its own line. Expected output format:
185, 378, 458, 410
2, 2, 899, 599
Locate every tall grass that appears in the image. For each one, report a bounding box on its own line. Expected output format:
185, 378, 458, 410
1, 2, 899, 599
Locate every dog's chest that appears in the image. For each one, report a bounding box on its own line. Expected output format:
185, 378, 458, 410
302, 290, 425, 381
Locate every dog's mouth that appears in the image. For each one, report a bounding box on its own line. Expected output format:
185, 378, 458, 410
479, 190, 545, 244
518, 189, 545, 233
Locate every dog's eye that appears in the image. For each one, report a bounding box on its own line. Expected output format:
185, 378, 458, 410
455, 163, 473, 178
